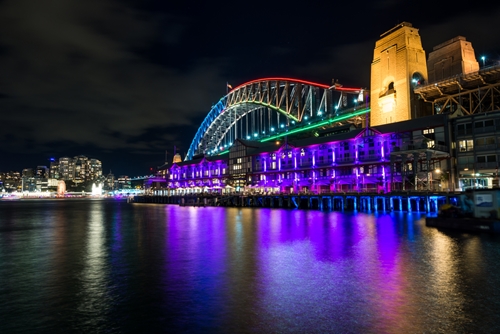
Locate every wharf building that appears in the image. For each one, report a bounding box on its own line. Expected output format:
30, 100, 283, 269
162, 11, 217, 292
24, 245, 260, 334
161, 22, 500, 195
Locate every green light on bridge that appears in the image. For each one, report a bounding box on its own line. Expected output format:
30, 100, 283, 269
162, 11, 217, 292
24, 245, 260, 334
260, 108, 370, 142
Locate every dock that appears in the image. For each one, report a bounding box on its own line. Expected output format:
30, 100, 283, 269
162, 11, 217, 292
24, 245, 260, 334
130, 191, 463, 213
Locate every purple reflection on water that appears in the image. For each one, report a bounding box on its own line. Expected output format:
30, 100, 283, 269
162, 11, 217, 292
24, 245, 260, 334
111, 210, 123, 249
162, 206, 230, 331
252, 210, 422, 332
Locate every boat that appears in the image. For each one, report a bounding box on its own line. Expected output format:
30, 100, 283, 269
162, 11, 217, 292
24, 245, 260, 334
426, 189, 500, 234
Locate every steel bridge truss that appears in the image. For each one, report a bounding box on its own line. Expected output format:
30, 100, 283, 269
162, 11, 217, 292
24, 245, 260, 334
187, 78, 364, 160
414, 64, 500, 115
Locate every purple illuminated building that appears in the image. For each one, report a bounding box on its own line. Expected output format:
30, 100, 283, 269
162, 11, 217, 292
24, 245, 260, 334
165, 114, 456, 195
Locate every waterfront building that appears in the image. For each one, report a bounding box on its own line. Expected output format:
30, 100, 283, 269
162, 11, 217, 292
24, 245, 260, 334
452, 111, 500, 190
116, 176, 132, 190
168, 155, 228, 195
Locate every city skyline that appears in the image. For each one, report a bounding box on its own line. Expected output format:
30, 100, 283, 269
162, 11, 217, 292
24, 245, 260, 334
2, 0, 500, 176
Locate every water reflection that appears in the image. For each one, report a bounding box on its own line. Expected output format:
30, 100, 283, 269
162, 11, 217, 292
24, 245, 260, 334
78, 201, 110, 329
1, 201, 500, 333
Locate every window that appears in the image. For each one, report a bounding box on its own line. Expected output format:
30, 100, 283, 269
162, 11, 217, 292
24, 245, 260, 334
459, 139, 474, 151
478, 155, 497, 163
457, 123, 472, 135
423, 128, 434, 134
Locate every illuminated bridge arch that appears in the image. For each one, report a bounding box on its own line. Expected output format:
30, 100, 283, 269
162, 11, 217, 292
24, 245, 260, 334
186, 78, 367, 160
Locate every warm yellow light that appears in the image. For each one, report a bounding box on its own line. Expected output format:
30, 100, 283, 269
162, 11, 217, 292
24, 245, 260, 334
436, 168, 441, 173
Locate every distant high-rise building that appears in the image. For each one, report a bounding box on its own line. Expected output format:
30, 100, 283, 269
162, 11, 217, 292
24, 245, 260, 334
36, 166, 49, 179
50, 161, 60, 179
21, 168, 35, 192
1, 171, 21, 192
59, 157, 75, 181
73, 155, 89, 184
53, 155, 103, 182
105, 171, 115, 190
88, 159, 102, 180
22, 168, 34, 178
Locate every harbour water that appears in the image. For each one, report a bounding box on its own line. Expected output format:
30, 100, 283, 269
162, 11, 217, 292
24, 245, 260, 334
1, 199, 500, 333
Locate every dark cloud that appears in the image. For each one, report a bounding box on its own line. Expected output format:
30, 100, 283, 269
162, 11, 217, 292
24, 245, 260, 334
1, 0, 500, 175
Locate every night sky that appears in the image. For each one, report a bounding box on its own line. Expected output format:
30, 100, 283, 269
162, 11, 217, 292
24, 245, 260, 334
2, 0, 500, 176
